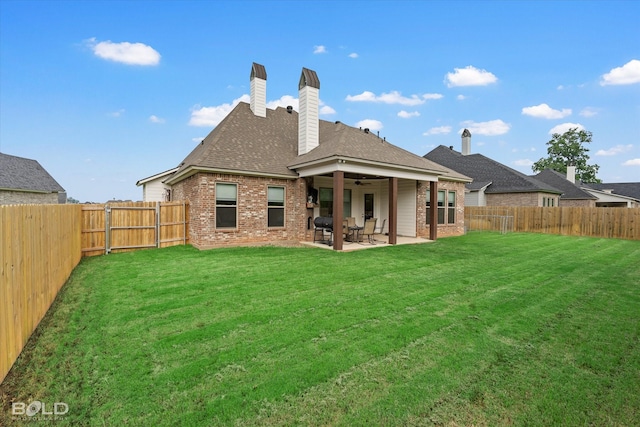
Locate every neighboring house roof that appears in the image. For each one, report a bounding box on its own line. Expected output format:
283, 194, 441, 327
533, 169, 597, 200
583, 182, 640, 202
0, 152, 65, 193
136, 167, 179, 186
424, 145, 561, 194
167, 103, 470, 185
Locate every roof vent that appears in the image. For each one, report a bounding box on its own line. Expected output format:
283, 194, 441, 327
335, 120, 341, 124
287, 105, 293, 114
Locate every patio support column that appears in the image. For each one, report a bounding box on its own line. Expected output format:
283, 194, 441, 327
333, 171, 344, 251
429, 180, 438, 241
388, 177, 398, 245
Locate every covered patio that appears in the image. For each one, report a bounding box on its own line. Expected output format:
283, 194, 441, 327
301, 234, 434, 252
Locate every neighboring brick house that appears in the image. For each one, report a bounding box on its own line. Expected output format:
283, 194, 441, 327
424, 130, 562, 207
163, 63, 470, 250
533, 168, 598, 207
0, 153, 66, 204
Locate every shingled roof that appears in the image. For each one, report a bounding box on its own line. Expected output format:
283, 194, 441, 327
0, 153, 65, 193
168, 103, 470, 184
584, 182, 640, 201
533, 169, 597, 200
424, 145, 561, 194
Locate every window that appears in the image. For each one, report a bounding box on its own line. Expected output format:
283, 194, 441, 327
448, 191, 456, 224
319, 187, 351, 217
426, 189, 431, 225
427, 189, 456, 225
268, 186, 285, 227
216, 183, 237, 228
437, 190, 446, 224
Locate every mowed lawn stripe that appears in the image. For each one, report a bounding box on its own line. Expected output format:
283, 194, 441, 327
1, 233, 638, 426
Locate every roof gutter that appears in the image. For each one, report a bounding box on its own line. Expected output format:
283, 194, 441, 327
164, 165, 298, 185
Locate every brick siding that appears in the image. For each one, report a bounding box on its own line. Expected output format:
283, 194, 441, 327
0, 191, 59, 205
559, 199, 596, 207
416, 180, 466, 238
486, 192, 559, 207
172, 173, 309, 249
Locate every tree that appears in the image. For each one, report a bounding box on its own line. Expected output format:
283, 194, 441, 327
532, 127, 601, 183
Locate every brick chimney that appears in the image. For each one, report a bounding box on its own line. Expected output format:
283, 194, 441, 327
298, 67, 320, 155
250, 62, 267, 118
461, 128, 471, 155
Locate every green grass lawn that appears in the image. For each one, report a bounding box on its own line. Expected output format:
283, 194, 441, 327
1, 233, 639, 426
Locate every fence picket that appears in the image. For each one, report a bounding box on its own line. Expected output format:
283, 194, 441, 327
465, 206, 640, 240
1, 201, 188, 383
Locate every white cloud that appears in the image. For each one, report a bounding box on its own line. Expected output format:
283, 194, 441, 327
580, 107, 599, 117
346, 91, 441, 106
189, 95, 249, 127
349, 53, 358, 58
623, 158, 640, 166
265, 95, 335, 116
457, 94, 466, 100
320, 105, 336, 115
513, 159, 534, 167
85, 37, 160, 66
266, 95, 298, 110
596, 144, 633, 156
423, 126, 452, 136
600, 59, 640, 86
548, 122, 584, 135
423, 93, 444, 100
355, 119, 383, 131
398, 110, 420, 119
445, 66, 498, 87
313, 45, 327, 54
460, 119, 510, 136
522, 103, 572, 119
108, 109, 125, 117
149, 115, 165, 123
189, 94, 337, 127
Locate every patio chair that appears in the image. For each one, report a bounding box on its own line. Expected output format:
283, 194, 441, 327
345, 216, 358, 242
373, 218, 386, 243
360, 218, 377, 244
342, 219, 353, 244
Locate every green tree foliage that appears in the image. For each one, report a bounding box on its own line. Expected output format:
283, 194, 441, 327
532, 128, 601, 183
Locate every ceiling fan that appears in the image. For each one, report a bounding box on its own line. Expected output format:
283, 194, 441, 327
354, 180, 372, 186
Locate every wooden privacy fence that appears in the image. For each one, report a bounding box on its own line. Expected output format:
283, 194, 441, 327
81, 201, 189, 256
465, 206, 640, 240
1, 201, 188, 383
0, 204, 82, 383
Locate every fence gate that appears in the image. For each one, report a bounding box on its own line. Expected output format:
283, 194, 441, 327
105, 204, 159, 253
81, 201, 188, 256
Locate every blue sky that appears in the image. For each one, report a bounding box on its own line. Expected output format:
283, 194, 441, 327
1, 0, 638, 202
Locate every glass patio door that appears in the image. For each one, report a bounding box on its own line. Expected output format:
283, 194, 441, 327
364, 193, 374, 220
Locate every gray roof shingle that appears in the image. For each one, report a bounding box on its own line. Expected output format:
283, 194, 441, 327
171, 103, 470, 182
584, 182, 640, 201
0, 153, 65, 193
533, 169, 597, 200
424, 145, 561, 194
